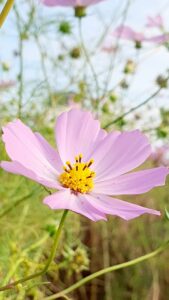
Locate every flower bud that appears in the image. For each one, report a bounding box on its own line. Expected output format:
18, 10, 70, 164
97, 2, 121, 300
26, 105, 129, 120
2, 61, 10, 72
156, 75, 168, 88
74, 6, 86, 18
109, 92, 118, 102
70, 47, 81, 59
20, 32, 29, 40
156, 127, 167, 138
45, 224, 56, 237
135, 41, 142, 49
120, 79, 129, 89
102, 103, 110, 113
124, 60, 136, 74
58, 54, 65, 61
59, 21, 71, 34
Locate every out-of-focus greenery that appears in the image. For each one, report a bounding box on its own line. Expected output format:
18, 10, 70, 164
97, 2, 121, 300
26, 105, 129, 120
0, 0, 169, 299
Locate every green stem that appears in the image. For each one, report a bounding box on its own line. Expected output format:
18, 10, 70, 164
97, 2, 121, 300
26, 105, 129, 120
104, 86, 162, 129
78, 19, 100, 106
0, 210, 68, 292
0, 187, 38, 219
103, 74, 169, 129
2, 235, 49, 286
0, 0, 14, 28
44, 240, 169, 300
14, 4, 24, 118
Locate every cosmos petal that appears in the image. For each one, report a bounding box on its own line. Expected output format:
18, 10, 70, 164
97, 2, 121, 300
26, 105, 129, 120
35, 132, 63, 173
146, 15, 164, 28
94, 167, 169, 195
41, 0, 104, 7
55, 109, 105, 164
2, 119, 60, 182
113, 25, 145, 41
43, 189, 107, 221
146, 34, 169, 43
92, 130, 151, 180
87, 193, 160, 220
0, 161, 61, 189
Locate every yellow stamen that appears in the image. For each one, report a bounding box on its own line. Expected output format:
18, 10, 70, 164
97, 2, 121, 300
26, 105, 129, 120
63, 166, 69, 173
66, 161, 73, 170
87, 159, 94, 168
59, 154, 95, 194
79, 154, 83, 162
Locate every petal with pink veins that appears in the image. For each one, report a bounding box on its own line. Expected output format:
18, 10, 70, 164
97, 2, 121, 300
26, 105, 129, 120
86, 193, 160, 220
35, 132, 63, 173
94, 167, 169, 195
2, 120, 61, 183
0, 161, 62, 189
55, 109, 105, 164
92, 130, 151, 181
43, 189, 107, 221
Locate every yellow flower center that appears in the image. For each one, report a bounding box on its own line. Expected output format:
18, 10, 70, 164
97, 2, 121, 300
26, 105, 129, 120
59, 154, 95, 194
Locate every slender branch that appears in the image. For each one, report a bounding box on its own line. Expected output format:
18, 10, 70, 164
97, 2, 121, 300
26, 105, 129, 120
34, 33, 53, 106
104, 86, 162, 129
0, 0, 14, 28
78, 19, 100, 103
2, 234, 48, 286
102, 0, 131, 99
0, 187, 38, 219
43, 186, 52, 195
14, 4, 24, 118
44, 240, 169, 300
0, 210, 68, 292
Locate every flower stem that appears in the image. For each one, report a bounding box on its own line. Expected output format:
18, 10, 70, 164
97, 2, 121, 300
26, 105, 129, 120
103, 73, 169, 129
78, 18, 100, 106
0, 0, 14, 28
0, 187, 39, 219
0, 209, 68, 292
44, 239, 169, 300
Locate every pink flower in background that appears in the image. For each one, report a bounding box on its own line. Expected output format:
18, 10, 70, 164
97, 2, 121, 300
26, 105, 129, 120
102, 45, 117, 53
151, 146, 169, 167
0, 80, 15, 90
101, 39, 118, 53
1, 109, 168, 221
113, 25, 169, 45
146, 14, 164, 29
41, 0, 105, 7
147, 34, 169, 44
113, 25, 145, 42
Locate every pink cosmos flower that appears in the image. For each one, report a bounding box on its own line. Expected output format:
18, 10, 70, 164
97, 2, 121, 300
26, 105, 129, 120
146, 14, 164, 29
41, 0, 105, 7
0, 80, 15, 90
151, 146, 169, 167
102, 45, 117, 53
1, 109, 168, 221
113, 26, 145, 42
113, 25, 169, 45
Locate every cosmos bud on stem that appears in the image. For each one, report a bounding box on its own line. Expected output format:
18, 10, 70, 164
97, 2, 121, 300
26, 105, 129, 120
74, 6, 86, 18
